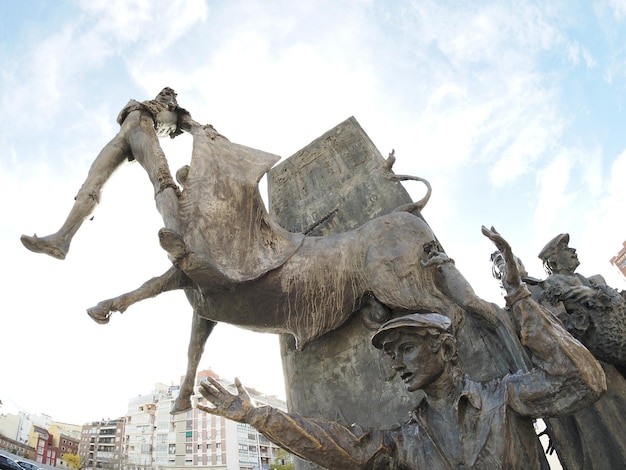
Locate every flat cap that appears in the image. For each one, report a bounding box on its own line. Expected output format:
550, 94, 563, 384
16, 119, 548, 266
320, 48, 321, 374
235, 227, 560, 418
538, 233, 569, 261
372, 313, 452, 349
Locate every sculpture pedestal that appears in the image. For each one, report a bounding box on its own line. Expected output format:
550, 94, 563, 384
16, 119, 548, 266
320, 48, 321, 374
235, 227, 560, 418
269, 117, 417, 468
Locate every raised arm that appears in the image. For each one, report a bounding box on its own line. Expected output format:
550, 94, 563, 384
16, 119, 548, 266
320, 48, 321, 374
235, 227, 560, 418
177, 113, 227, 141
197, 377, 391, 469
481, 227, 606, 416
177, 113, 204, 133
481, 226, 521, 292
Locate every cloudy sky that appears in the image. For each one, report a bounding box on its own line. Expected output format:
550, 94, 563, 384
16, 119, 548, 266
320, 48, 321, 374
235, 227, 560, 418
1, 0, 625, 426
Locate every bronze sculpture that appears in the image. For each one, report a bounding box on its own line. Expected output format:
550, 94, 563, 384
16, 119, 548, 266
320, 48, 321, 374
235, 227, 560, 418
536, 233, 626, 371
20, 91, 609, 467
491, 236, 626, 469
196, 227, 605, 469
20, 87, 204, 261
22, 91, 505, 413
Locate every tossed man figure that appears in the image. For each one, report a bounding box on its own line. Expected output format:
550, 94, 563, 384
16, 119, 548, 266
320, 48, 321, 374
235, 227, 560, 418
21, 87, 203, 260
197, 227, 605, 469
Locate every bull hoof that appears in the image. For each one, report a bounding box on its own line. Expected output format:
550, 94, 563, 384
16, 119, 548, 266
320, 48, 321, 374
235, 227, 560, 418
158, 228, 187, 264
87, 304, 113, 324
170, 397, 192, 415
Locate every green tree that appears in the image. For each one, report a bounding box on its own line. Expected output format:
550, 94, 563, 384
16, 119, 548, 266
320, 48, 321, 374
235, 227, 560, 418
61, 453, 81, 469
270, 449, 295, 470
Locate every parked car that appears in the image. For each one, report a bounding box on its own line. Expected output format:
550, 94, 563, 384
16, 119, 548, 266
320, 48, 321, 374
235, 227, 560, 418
0, 455, 22, 470
15, 461, 41, 470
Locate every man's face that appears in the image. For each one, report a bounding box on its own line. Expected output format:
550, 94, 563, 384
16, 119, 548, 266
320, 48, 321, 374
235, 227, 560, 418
156, 88, 177, 106
554, 243, 580, 273
383, 331, 446, 392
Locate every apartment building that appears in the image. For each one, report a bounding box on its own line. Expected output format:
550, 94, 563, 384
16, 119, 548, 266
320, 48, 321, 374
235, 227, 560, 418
49, 422, 81, 460
79, 418, 125, 469
123, 369, 291, 470
26, 426, 58, 466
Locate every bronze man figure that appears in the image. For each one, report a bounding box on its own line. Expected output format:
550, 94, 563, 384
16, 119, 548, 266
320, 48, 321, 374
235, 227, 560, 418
21, 87, 202, 261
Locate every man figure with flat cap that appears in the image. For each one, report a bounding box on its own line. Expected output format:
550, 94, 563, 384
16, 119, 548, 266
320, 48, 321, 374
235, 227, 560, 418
537, 233, 626, 372
197, 227, 605, 469
539, 233, 581, 277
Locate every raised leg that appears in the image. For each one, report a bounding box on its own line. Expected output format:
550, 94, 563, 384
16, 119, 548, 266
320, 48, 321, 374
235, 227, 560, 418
87, 266, 191, 324
21, 137, 129, 259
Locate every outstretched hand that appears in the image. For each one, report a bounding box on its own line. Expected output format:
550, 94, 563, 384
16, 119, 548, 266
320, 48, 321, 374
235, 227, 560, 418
481, 225, 511, 254
481, 226, 521, 291
197, 377, 256, 424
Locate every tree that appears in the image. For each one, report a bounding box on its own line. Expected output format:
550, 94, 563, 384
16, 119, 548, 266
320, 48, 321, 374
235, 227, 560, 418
61, 453, 81, 469
270, 449, 295, 470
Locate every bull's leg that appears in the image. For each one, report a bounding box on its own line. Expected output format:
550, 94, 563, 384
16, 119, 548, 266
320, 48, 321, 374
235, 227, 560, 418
87, 266, 192, 324
171, 309, 217, 414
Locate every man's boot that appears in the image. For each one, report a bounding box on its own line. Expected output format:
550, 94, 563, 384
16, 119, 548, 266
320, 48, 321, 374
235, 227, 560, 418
20, 193, 97, 260
20, 232, 71, 260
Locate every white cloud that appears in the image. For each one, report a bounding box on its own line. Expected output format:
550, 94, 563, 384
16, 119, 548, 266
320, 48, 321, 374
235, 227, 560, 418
606, 0, 626, 20
486, 91, 563, 186
366, 2, 568, 186
566, 42, 597, 68
579, 148, 626, 285
532, 152, 575, 238
79, 0, 208, 48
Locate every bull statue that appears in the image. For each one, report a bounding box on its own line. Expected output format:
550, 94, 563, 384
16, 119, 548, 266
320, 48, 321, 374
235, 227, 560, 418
82, 123, 497, 413
21, 89, 499, 414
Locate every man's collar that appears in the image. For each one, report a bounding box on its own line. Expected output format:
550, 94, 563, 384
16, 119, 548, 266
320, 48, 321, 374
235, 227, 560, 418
456, 377, 483, 411
407, 376, 482, 424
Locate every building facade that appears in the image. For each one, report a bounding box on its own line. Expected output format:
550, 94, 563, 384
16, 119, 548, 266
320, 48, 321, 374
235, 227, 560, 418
50, 422, 81, 458
0, 433, 34, 460
610, 240, 626, 279
0, 411, 52, 446
79, 418, 125, 469
27, 425, 58, 466
123, 369, 291, 470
